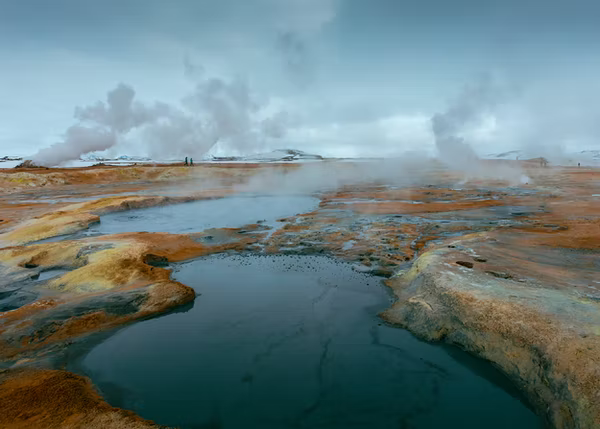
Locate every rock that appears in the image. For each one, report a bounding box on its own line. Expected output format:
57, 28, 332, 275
383, 245, 600, 428
14, 160, 45, 169
486, 270, 512, 279
142, 253, 169, 267
371, 267, 394, 278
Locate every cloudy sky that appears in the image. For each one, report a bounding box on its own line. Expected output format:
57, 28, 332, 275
1, 0, 599, 161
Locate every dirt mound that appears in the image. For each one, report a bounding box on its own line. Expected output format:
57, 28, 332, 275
0, 369, 160, 428
14, 160, 46, 169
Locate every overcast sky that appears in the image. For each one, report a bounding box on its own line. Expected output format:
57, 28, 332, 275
1, 0, 600, 159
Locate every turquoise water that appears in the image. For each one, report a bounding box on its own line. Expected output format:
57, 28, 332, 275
71, 255, 542, 429
36, 195, 320, 242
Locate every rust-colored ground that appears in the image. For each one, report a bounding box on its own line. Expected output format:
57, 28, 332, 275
0, 369, 161, 428
0, 162, 300, 194
0, 162, 599, 428
0, 229, 261, 360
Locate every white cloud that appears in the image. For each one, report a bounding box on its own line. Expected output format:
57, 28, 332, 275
2, 0, 600, 161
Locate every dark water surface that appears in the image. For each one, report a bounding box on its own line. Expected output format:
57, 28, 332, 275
70, 255, 542, 429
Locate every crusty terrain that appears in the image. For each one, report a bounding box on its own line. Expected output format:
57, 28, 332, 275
0, 162, 598, 428
0, 228, 261, 361
0, 162, 300, 195
0, 368, 162, 428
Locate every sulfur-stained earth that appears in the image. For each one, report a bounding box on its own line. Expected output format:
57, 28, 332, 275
0, 162, 599, 429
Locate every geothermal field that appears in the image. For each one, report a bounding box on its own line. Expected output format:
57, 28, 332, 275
0, 159, 598, 429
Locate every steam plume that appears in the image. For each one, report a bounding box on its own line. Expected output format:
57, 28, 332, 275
31, 126, 117, 168
431, 75, 528, 183
431, 75, 499, 170
273, 0, 338, 88
30, 84, 169, 166
29, 68, 288, 166
277, 31, 313, 88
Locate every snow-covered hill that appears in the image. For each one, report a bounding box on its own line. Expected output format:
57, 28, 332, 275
579, 150, 600, 162
0, 156, 24, 168
485, 150, 600, 166
209, 149, 324, 163
80, 154, 153, 162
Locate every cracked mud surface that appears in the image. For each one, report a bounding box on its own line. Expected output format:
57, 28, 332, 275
0, 163, 599, 428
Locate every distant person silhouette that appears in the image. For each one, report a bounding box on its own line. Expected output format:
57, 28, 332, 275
190, 158, 194, 166
184, 157, 188, 166
578, 162, 581, 167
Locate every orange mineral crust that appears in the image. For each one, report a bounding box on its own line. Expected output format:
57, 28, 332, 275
0, 162, 598, 428
0, 369, 162, 428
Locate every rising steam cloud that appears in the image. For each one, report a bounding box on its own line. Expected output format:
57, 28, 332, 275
30, 67, 289, 166
277, 31, 314, 88
27, 1, 337, 166
431, 75, 529, 183
30, 84, 168, 166
273, 0, 337, 88
431, 75, 500, 170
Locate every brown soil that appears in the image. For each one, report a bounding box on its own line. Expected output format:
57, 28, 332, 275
0, 369, 161, 428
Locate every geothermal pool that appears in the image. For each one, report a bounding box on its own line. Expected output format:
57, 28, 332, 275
36, 195, 321, 243
92, 195, 320, 235
70, 255, 542, 429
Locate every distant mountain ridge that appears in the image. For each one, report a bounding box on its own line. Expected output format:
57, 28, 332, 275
80, 154, 152, 162
486, 149, 600, 165
76, 149, 323, 163
209, 149, 324, 162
